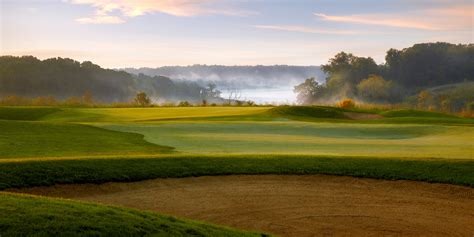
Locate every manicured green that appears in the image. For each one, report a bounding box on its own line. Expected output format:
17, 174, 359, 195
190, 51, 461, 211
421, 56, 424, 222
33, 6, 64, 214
1, 155, 473, 190
104, 122, 473, 159
0, 120, 173, 158
0, 193, 267, 237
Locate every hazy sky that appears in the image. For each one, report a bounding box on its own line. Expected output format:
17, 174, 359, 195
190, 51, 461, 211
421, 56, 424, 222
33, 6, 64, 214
1, 0, 472, 68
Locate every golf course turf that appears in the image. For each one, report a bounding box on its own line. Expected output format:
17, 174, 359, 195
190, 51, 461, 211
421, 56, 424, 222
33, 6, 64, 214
1, 106, 473, 236
0, 192, 267, 237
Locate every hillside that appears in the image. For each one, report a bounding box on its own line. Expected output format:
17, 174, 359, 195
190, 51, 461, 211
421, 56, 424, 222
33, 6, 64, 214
0, 56, 213, 103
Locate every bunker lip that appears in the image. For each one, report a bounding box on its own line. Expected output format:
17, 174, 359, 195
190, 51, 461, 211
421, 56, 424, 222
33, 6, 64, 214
8, 175, 474, 237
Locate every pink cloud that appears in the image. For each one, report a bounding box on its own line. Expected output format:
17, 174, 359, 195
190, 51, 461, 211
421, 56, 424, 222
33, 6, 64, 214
314, 5, 473, 31
254, 25, 359, 35
69, 0, 255, 24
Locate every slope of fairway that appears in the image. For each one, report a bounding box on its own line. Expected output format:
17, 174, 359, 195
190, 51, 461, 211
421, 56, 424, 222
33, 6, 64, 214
0, 107, 61, 121
42, 107, 272, 122
271, 106, 474, 124
0, 193, 265, 237
104, 122, 474, 159
0, 120, 173, 158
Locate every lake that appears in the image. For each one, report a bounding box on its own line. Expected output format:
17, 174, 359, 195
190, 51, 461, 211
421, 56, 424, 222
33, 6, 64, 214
220, 87, 297, 104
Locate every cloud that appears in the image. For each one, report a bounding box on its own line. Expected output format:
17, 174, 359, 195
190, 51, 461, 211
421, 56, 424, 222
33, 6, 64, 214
314, 5, 473, 31
254, 25, 359, 35
314, 13, 439, 30
76, 15, 125, 24
68, 0, 255, 24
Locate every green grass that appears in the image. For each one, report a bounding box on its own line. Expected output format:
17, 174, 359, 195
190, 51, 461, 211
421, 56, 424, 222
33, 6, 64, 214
1, 106, 473, 159
0, 107, 61, 120
104, 122, 473, 159
41, 107, 271, 123
270, 106, 348, 119
0, 120, 173, 158
1, 106, 473, 236
0, 192, 266, 237
381, 109, 458, 118
1, 155, 473, 189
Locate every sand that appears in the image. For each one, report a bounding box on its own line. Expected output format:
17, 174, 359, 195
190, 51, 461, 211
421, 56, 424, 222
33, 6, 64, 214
9, 175, 474, 237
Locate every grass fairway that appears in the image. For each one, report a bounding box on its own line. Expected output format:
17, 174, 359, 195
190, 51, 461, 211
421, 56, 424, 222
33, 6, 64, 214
0, 120, 173, 158
0, 193, 265, 237
41, 106, 271, 122
104, 122, 473, 159
1, 106, 473, 236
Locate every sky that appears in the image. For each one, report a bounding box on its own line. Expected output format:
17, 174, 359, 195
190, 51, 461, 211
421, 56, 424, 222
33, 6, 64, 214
1, 0, 473, 68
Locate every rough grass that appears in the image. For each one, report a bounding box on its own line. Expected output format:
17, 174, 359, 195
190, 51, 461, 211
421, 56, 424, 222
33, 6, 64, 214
0, 120, 173, 158
270, 106, 348, 119
1, 155, 473, 190
381, 109, 457, 118
271, 106, 474, 124
0, 107, 61, 120
0, 192, 266, 237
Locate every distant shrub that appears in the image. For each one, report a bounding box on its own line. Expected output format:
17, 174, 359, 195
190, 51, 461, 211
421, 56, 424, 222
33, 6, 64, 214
160, 102, 176, 107
460, 101, 474, 118
133, 92, 151, 107
338, 99, 355, 109
178, 101, 191, 107
246, 100, 255, 106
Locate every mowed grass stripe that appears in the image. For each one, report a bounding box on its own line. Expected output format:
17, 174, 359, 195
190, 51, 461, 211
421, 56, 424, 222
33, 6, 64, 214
1, 156, 473, 190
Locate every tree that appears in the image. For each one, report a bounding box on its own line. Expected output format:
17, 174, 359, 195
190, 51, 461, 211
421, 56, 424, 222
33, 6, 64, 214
82, 91, 94, 105
134, 92, 151, 107
417, 90, 434, 109
293, 77, 326, 104
207, 83, 217, 96
321, 52, 379, 98
356, 75, 394, 102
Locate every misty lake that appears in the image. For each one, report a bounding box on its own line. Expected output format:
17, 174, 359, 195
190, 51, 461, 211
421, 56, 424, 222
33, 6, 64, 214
220, 87, 297, 104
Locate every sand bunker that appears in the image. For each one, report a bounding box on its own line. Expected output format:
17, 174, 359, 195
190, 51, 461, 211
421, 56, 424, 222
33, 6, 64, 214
10, 175, 474, 237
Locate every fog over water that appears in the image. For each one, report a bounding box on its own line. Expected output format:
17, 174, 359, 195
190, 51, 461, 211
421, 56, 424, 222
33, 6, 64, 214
125, 65, 324, 104
220, 87, 297, 104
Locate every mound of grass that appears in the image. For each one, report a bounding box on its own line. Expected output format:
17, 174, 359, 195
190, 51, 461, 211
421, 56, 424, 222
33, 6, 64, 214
381, 109, 457, 118
0, 120, 173, 158
0, 193, 265, 237
270, 106, 348, 119
1, 155, 473, 190
42, 107, 271, 123
0, 107, 61, 121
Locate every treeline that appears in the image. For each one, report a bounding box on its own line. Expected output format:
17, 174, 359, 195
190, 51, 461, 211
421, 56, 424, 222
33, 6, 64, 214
0, 56, 218, 103
295, 42, 474, 112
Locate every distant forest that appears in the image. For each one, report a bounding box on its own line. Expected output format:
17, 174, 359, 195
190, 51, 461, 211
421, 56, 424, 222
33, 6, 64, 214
1, 42, 472, 110
0, 56, 215, 103
295, 42, 474, 111
124, 65, 324, 89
